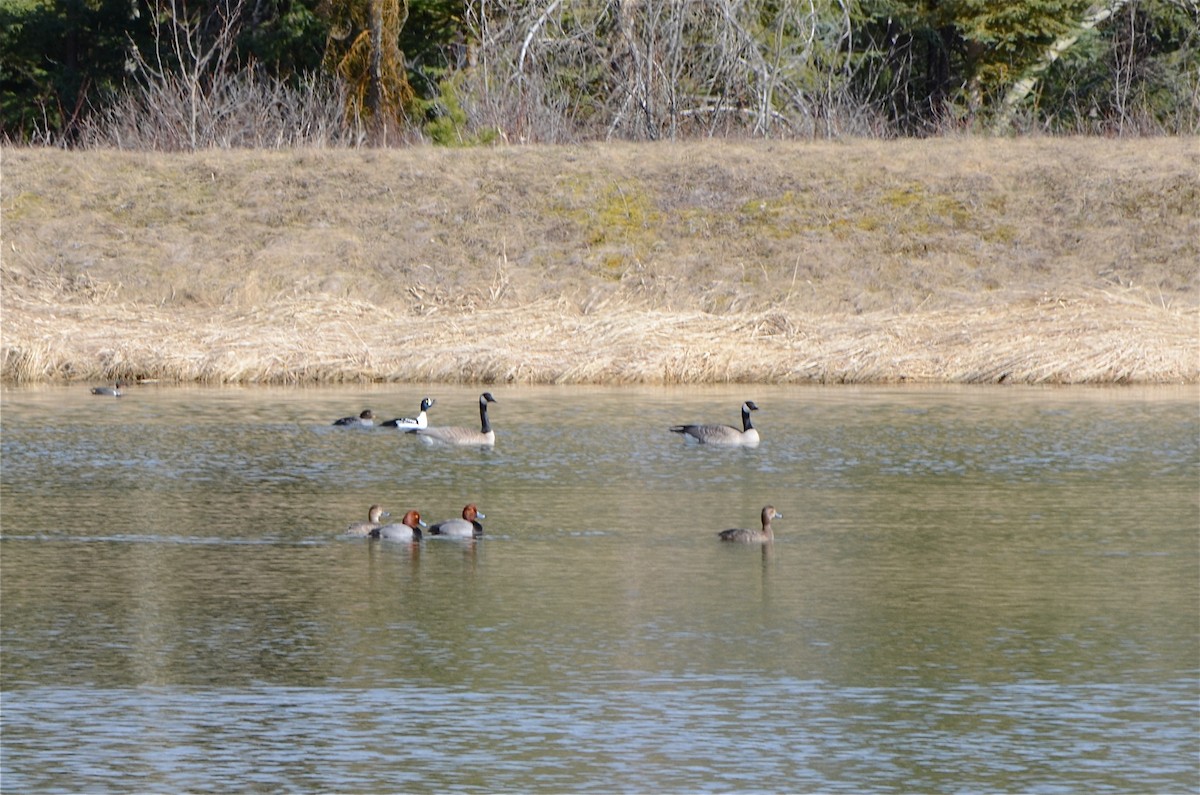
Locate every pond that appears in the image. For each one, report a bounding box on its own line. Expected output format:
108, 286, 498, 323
2, 383, 1197, 793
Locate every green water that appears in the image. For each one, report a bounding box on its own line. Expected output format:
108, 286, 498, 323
2, 384, 1197, 792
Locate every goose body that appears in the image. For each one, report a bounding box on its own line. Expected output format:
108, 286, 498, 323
371, 510, 426, 542
410, 393, 497, 446
428, 504, 485, 539
671, 401, 760, 446
382, 397, 436, 429
334, 409, 375, 427
345, 504, 390, 536
91, 382, 123, 397
718, 506, 780, 543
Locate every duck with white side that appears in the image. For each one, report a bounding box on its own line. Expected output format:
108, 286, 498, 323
381, 397, 436, 429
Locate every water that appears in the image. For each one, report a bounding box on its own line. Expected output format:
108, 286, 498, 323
2, 384, 1197, 793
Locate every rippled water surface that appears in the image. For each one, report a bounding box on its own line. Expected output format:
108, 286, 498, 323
2, 384, 1197, 793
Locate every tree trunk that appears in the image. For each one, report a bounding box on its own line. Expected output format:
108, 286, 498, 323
368, 0, 385, 129
996, 0, 1131, 132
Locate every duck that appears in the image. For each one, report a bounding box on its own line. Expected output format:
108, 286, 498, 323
718, 506, 780, 543
371, 510, 426, 542
345, 504, 390, 536
90, 382, 124, 397
333, 409, 375, 427
670, 401, 760, 446
408, 393, 497, 446
381, 397, 436, 429
427, 504, 485, 539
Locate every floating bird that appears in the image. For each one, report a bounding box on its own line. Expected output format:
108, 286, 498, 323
381, 397, 436, 429
718, 506, 780, 543
371, 510, 426, 542
670, 401, 760, 446
409, 393, 497, 446
345, 504, 390, 536
90, 382, 124, 397
428, 504, 485, 539
333, 409, 375, 427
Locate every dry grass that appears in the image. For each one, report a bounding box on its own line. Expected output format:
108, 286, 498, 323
2, 138, 1197, 385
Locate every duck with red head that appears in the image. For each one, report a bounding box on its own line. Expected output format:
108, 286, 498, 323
428, 504, 485, 539
371, 510, 426, 542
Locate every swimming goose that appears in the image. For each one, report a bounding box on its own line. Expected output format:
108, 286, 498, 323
371, 510, 426, 542
90, 382, 124, 397
670, 401, 760, 446
333, 409, 375, 427
381, 397, 436, 429
718, 506, 780, 543
409, 393, 497, 446
428, 504, 485, 539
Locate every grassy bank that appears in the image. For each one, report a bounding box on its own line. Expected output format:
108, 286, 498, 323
2, 138, 1197, 385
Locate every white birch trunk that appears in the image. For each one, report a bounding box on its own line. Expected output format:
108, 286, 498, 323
996, 0, 1131, 132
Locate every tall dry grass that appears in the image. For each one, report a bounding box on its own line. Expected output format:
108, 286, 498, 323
2, 292, 1195, 385
2, 139, 1197, 385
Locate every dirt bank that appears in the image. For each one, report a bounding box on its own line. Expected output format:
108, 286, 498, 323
2, 138, 1197, 384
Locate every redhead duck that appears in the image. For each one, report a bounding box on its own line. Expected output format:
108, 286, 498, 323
345, 504, 390, 536
371, 510, 426, 542
428, 504, 485, 539
718, 506, 780, 543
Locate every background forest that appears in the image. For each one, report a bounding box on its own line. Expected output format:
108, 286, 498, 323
2, 0, 1198, 148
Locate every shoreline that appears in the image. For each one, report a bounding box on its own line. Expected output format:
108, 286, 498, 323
3, 139, 1197, 386
4, 291, 1195, 386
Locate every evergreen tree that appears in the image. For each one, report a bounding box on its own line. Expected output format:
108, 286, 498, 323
0, 0, 152, 139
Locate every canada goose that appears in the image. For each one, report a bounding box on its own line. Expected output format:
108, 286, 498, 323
409, 393, 497, 446
718, 506, 780, 543
371, 510, 426, 542
428, 504, 485, 539
90, 382, 124, 397
381, 397, 436, 429
670, 401, 760, 446
345, 504, 390, 536
333, 409, 375, 427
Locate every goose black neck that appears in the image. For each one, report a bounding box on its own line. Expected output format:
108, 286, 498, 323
742, 405, 755, 431
479, 399, 492, 433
